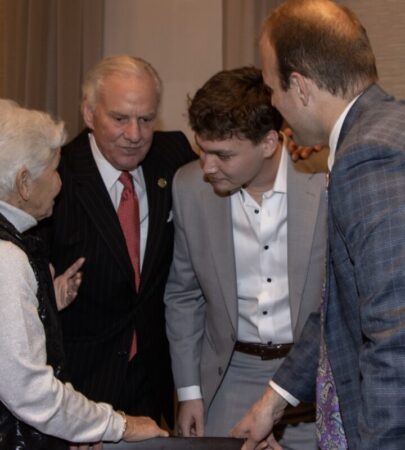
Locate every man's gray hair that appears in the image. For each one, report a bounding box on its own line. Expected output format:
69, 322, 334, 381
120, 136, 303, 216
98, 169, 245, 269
82, 55, 163, 112
0, 99, 66, 200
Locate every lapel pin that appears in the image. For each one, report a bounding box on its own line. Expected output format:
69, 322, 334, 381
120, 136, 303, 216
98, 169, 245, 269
157, 177, 167, 188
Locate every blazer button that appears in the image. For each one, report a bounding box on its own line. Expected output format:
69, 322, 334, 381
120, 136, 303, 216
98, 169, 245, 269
218, 367, 223, 376
117, 350, 128, 357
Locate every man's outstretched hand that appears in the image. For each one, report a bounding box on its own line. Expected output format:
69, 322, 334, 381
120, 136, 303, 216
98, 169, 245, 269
230, 387, 288, 450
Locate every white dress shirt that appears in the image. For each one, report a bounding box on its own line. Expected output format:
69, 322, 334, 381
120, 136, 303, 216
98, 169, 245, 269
327, 95, 361, 169
233, 143, 292, 345
0, 200, 124, 442
89, 133, 148, 267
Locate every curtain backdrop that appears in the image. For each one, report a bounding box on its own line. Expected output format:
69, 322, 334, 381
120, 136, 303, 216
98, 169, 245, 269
0, 0, 103, 139
223, 0, 405, 99
223, 0, 283, 69
1, 0, 405, 138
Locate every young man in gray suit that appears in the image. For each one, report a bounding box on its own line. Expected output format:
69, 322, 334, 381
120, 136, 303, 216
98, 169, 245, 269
232, 1, 405, 449
164, 66, 328, 450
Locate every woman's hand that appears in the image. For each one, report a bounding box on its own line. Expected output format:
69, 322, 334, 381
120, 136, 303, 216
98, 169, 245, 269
123, 416, 169, 441
51, 257, 85, 311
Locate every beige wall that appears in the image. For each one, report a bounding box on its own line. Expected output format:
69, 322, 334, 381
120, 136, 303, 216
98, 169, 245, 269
1, 0, 404, 138
104, 0, 405, 141
104, 0, 223, 142
341, 1, 405, 100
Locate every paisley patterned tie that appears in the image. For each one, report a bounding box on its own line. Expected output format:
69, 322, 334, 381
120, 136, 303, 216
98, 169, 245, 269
316, 310, 348, 448
316, 177, 348, 449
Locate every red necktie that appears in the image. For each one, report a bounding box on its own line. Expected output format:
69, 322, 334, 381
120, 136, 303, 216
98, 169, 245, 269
117, 171, 140, 359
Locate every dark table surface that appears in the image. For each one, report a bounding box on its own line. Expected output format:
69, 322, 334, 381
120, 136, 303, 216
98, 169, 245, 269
123, 437, 244, 449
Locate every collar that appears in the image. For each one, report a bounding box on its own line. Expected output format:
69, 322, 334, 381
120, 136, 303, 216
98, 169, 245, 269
0, 200, 37, 233
88, 132, 145, 189
239, 134, 288, 204
271, 135, 288, 195
328, 94, 361, 171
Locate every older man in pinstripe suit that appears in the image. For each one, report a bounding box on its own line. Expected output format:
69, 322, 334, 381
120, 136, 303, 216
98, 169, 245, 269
37, 56, 196, 447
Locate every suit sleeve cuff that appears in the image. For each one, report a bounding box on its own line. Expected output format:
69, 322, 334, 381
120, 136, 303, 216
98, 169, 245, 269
177, 386, 202, 402
269, 381, 300, 406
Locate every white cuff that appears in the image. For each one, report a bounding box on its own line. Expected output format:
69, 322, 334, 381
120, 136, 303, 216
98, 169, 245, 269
269, 381, 300, 406
177, 385, 202, 402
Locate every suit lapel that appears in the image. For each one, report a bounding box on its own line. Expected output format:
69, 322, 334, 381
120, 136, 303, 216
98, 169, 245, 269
139, 153, 172, 291
287, 156, 325, 335
72, 136, 135, 288
338, 84, 391, 150
202, 189, 238, 330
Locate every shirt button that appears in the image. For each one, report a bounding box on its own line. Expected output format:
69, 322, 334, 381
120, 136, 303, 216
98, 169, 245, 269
254, 209, 259, 214
263, 311, 268, 315
267, 278, 272, 283
264, 245, 269, 250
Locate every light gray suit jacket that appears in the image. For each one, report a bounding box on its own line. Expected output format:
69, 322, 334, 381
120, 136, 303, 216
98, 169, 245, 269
164, 149, 328, 411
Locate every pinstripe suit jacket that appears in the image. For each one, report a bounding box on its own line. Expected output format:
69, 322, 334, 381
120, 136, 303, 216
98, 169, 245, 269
273, 84, 405, 449
43, 129, 196, 424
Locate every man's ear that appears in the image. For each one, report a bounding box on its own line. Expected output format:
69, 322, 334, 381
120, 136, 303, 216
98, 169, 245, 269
82, 99, 95, 129
262, 129, 280, 158
15, 167, 32, 202
290, 72, 310, 106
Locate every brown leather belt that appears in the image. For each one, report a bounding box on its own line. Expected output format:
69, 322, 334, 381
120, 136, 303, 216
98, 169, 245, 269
234, 341, 293, 360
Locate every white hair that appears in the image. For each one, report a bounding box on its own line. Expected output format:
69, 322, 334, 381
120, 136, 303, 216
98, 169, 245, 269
0, 99, 66, 200
82, 55, 163, 112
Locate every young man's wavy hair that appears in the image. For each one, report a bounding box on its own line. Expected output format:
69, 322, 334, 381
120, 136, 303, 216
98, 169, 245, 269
188, 66, 283, 145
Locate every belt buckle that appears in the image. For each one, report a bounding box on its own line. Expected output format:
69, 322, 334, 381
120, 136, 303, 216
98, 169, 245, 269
259, 342, 274, 360
261, 348, 273, 360
261, 343, 285, 360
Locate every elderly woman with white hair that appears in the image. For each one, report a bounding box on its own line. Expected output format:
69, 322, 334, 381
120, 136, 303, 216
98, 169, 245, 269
0, 99, 168, 449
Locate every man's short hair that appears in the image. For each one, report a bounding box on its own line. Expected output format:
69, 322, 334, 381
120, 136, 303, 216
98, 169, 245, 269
82, 55, 162, 111
188, 66, 283, 144
262, 0, 378, 98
